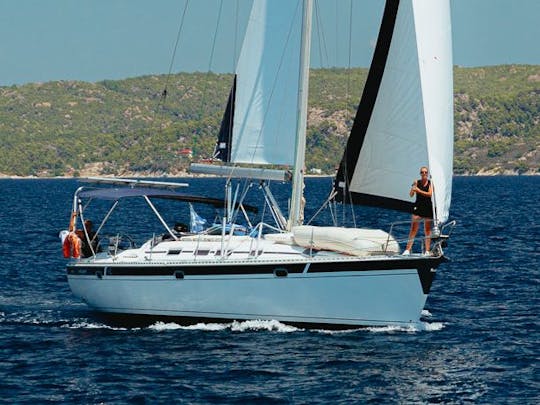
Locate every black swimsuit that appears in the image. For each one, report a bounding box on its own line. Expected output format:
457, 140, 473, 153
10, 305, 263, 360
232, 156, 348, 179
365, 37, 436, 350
412, 180, 433, 219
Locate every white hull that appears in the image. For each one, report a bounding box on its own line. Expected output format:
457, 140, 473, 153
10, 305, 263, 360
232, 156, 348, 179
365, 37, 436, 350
67, 237, 441, 327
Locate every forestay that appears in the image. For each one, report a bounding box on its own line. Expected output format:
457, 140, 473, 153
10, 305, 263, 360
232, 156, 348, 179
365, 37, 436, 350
334, 0, 453, 224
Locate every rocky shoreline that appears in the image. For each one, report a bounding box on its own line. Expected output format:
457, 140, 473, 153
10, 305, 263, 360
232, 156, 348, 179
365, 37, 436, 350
1, 170, 538, 180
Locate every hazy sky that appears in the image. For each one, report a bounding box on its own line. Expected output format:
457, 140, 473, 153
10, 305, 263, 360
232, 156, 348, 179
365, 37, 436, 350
0, 0, 538, 86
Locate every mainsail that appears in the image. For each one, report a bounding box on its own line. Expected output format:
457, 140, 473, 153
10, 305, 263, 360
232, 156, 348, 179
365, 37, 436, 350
334, 0, 453, 224
220, 0, 304, 166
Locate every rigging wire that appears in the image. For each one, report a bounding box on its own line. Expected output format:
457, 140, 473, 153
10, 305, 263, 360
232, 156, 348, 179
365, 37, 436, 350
210, 0, 237, 166
314, 0, 344, 228
335, 1, 339, 66
159, 0, 190, 110
314, 0, 359, 230
221, 0, 239, 176
149, 0, 190, 146
314, 0, 329, 68
345, 0, 357, 228
208, 0, 224, 72
198, 0, 224, 122
213, 0, 239, 162
223, 0, 242, 219
233, 0, 240, 69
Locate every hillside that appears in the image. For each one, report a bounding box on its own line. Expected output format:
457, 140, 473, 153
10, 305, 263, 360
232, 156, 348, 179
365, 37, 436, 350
0, 65, 538, 177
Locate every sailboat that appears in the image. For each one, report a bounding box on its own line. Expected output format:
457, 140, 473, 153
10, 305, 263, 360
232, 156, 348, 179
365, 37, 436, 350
64, 0, 456, 328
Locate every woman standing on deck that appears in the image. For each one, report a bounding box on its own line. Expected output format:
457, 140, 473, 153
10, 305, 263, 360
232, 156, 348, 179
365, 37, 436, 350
403, 166, 433, 255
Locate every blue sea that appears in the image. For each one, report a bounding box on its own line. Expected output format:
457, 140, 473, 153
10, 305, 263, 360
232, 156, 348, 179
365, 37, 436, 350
0, 176, 538, 403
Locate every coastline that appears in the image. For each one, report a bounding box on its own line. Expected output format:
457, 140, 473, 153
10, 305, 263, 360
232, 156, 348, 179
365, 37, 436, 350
1, 171, 538, 180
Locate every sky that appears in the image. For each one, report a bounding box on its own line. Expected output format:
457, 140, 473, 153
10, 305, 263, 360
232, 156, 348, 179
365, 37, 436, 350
0, 0, 539, 86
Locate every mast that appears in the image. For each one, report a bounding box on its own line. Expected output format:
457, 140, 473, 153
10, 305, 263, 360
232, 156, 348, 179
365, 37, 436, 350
288, 0, 313, 230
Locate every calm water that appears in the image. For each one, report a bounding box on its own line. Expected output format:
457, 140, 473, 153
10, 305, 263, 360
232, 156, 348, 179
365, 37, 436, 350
0, 176, 538, 403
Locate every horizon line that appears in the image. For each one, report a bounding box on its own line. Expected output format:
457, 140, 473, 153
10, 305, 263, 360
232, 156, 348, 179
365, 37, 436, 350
1, 63, 538, 87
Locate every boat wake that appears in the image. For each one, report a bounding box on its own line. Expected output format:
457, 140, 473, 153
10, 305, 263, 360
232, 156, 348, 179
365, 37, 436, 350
149, 319, 300, 333
0, 309, 131, 331
62, 321, 130, 331
313, 321, 445, 335
148, 319, 445, 334
0, 310, 444, 333
367, 321, 444, 333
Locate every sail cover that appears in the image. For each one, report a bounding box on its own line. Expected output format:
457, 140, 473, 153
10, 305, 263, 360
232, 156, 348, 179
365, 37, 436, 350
229, 0, 303, 166
334, 0, 453, 224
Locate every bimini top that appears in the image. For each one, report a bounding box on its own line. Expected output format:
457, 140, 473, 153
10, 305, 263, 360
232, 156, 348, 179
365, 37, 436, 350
78, 187, 258, 213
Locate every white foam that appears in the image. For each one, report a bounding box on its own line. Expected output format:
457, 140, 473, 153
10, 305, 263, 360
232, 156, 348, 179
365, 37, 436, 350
419, 321, 445, 331
62, 321, 130, 331
312, 324, 421, 334
148, 322, 185, 331
313, 323, 421, 334
373, 319, 445, 333
366, 320, 445, 333
148, 319, 300, 333
4, 312, 72, 326
149, 321, 228, 332
230, 319, 300, 333
181, 322, 230, 331
313, 328, 362, 335
148, 319, 442, 334
366, 324, 419, 333
2, 310, 445, 334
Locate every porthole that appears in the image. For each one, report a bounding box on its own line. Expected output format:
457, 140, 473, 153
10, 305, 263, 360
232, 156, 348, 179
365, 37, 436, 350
274, 268, 288, 278
174, 270, 185, 280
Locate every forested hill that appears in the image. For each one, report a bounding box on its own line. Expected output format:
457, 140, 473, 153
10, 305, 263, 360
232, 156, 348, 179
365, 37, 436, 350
0, 65, 538, 177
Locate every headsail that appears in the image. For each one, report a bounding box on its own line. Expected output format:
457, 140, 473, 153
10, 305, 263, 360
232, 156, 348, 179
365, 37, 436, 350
228, 0, 304, 166
334, 0, 453, 224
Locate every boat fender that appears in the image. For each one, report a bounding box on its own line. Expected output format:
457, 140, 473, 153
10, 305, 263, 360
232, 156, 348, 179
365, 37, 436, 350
63, 231, 81, 259
62, 237, 70, 258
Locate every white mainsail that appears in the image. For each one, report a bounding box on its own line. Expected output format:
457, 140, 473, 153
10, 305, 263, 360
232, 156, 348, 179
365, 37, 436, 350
335, 0, 453, 224
230, 0, 304, 166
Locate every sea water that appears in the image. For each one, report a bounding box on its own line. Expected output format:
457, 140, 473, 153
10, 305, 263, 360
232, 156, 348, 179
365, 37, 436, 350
0, 176, 538, 403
